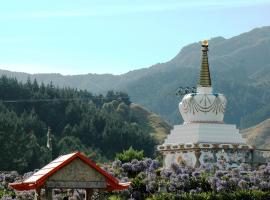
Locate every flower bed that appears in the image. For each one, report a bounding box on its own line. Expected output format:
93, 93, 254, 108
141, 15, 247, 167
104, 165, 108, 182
105, 159, 270, 199
1, 158, 270, 199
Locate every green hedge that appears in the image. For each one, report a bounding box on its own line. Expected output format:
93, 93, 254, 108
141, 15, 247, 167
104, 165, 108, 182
146, 190, 270, 200
0, 190, 15, 198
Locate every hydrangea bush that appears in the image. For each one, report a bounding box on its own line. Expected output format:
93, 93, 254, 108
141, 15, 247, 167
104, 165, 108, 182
106, 159, 270, 199
1, 159, 270, 199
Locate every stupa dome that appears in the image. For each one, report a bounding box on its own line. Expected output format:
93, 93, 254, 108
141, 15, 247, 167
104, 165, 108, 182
179, 87, 227, 123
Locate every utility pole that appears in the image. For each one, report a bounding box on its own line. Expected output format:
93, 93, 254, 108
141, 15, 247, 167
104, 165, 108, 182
47, 127, 53, 162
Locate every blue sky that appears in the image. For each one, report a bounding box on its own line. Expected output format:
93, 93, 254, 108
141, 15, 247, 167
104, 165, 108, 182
0, 0, 269, 75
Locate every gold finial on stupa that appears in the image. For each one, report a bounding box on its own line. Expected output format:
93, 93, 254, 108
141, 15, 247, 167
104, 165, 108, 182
198, 40, 211, 87
202, 40, 208, 46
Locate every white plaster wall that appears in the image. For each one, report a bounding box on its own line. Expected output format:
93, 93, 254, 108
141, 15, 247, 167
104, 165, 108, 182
164, 123, 245, 144
164, 150, 251, 169
164, 152, 197, 169
179, 87, 227, 123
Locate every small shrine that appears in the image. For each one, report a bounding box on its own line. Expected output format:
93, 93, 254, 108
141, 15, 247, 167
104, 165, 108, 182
10, 152, 129, 200
158, 40, 254, 169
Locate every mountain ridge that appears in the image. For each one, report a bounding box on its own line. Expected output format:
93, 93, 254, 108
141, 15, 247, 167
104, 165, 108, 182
1, 26, 270, 128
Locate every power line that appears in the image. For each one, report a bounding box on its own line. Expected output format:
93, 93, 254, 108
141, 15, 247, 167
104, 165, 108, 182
0, 90, 181, 103
0, 97, 131, 103
0, 87, 182, 103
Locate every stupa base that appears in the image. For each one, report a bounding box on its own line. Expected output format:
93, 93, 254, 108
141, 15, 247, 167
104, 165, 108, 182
158, 143, 254, 169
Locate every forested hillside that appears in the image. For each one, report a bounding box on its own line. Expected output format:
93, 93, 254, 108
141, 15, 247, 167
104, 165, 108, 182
1, 26, 270, 128
0, 76, 158, 173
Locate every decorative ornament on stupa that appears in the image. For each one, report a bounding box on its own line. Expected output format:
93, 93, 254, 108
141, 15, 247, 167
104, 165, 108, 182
179, 40, 227, 123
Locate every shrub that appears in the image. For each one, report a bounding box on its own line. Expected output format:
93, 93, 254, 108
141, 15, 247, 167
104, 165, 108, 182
116, 147, 144, 163
148, 191, 270, 200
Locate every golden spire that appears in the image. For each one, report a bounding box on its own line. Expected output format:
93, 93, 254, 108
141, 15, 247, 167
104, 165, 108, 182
198, 40, 211, 87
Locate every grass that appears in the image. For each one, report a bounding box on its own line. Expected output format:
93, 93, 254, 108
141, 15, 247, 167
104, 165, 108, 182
130, 103, 172, 143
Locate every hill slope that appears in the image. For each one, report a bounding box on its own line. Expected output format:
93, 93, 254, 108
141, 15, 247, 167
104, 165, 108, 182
241, 118, 270, 150
130, 103, 171, 142
1, 26, 270, 128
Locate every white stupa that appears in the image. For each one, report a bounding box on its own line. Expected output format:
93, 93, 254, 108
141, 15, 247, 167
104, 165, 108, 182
158, 40, 253, 168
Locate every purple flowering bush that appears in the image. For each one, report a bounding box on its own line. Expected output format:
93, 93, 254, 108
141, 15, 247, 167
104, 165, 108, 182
105, 159, 270, 199
1, 158, 270, 199
0, 171, 35, 199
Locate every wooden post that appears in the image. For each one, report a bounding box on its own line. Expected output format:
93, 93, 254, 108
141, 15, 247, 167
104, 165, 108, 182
45, 188, 53, 200
194, 150, 201, 167
85, 189, 93, 200
251, 150, 254, 167
47, 127, 53, 162
35, 188, 41, 200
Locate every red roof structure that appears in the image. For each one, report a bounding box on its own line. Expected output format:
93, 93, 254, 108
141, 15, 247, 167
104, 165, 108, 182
10, 152, 130, 191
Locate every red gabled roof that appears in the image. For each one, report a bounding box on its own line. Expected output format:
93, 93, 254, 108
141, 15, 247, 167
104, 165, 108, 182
9, 152, 130, 191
